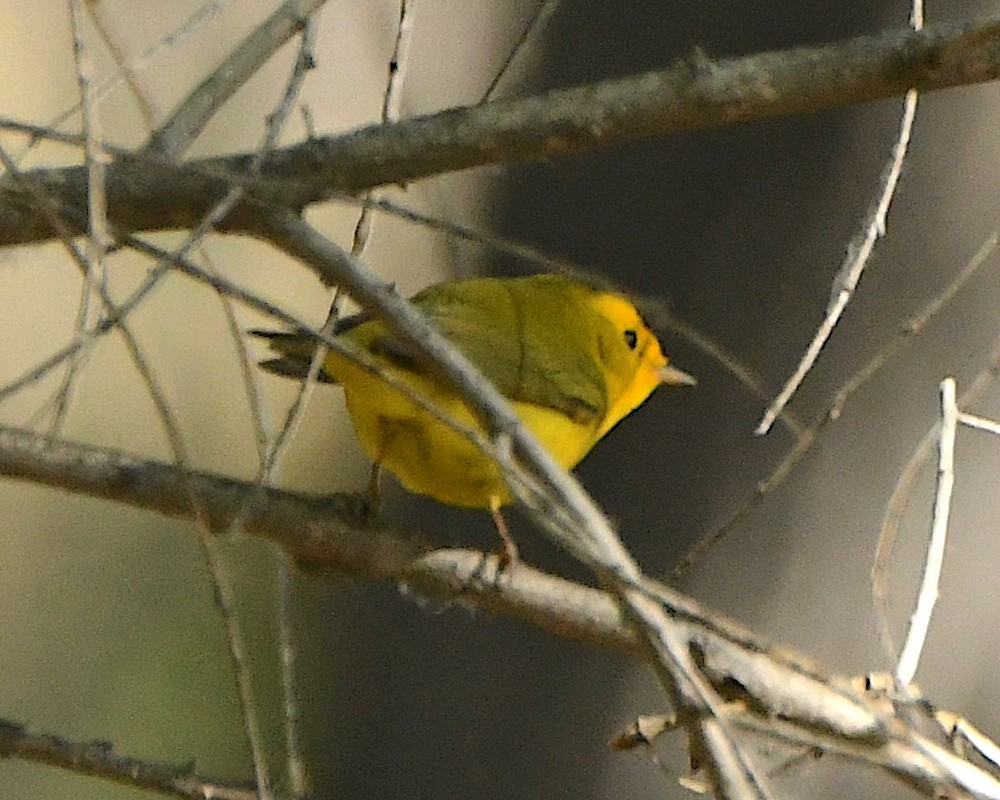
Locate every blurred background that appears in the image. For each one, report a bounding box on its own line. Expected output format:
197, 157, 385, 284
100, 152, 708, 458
2, 1, 1000, 798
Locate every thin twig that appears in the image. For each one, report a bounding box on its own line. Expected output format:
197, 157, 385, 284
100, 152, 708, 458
221, 14, 322, 797
756, 1, 924, 435
755, 0, 925, 436
265, 0, 420, 475
939, 712, 1000, 772
674, 232, 998, 578
39, 1, 229, 140
276, 558, 306, 800
259, 15, 417, 786
381, 0, 417, 124
957, 411, 1000, 436
110, 234, 282, 799
70, 0, 110, 251
658, 310, 807, 440
203, 246, 271, 464
348, 0, 417, 261
875, 336, 1000, 656
895, 377, 957, 687
104, 251, 277, 800
479, 0, 564, 102
827, 233, 998, 422
197, 8, 322, 487
83, 1, 158, 128
145, 0, 329, 157
55, 0, 110, 434
0, 717, 264, 800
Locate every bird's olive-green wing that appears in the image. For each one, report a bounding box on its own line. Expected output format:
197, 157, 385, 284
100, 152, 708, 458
363, 277, 524, 391
255, 276, 609, 425
504, 276, 608, 425
403, 276, 608, 425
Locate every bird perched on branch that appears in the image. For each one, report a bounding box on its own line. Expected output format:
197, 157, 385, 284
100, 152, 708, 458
254, 273, 694, 561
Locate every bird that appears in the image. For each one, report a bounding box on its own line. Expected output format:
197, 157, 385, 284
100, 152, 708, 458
254, 273, 694, 561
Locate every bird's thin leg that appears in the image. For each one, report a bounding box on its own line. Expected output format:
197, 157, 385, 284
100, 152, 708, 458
489, 495, 519, 567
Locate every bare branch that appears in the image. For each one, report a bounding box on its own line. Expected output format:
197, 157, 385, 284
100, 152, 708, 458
895, 377, 957, 687
0, 424, 866, 710
0, 717, 260, 800
8, 425, 1000, 798
2, 15, 1000, 246
144, 0, 329, 158
42, 1, 228, 136
755, 84, 920, 435
753, 0, 926, 437
479, 0, 564, 103
875, 335, 1000, 657
674, 233, 999, 578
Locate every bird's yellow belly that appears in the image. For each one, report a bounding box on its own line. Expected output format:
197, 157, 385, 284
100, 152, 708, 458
339, 367, 600, 508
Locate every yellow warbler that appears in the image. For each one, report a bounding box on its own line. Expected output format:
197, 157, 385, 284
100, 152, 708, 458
255, 274, 693, 551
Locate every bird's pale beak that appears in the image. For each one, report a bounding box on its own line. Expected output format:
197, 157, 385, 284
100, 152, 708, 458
659, 364, 697, 386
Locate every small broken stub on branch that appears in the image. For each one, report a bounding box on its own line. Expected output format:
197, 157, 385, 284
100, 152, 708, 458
608, 713, 673, 751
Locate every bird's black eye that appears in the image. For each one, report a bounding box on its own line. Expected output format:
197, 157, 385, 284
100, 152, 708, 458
624, 329, 638, 350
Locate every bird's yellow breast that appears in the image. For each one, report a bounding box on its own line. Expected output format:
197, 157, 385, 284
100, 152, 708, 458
330, 354, 603, 508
